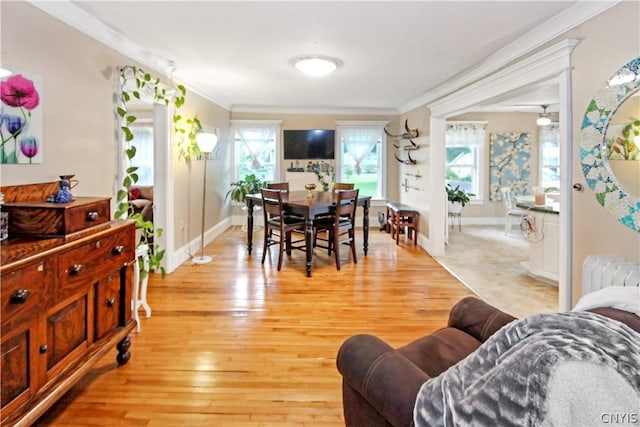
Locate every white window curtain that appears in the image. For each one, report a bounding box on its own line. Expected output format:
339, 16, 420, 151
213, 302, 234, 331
341, 128, 381, 174
235, 127, 276, 169
539, 123, 560, 145
446, 121, 487, 146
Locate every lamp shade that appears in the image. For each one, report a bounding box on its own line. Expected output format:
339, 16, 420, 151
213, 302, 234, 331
196, 132, 218, 154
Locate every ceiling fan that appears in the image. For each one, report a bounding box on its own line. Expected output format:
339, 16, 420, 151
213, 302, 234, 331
537, 104, 552, 126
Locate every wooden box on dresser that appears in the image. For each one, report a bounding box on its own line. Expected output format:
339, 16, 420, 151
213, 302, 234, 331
0, 182, 137, 426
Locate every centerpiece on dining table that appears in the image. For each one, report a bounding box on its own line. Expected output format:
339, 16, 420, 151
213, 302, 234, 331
304, 183, 316, 199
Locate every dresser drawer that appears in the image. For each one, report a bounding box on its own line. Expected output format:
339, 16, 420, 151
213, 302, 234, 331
5, 197, 110, 237
57, 229, 134, 301
1, 260, 51, 328
64, 199, 110, 234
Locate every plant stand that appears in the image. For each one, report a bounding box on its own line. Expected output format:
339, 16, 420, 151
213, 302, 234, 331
448, 211, 462, 231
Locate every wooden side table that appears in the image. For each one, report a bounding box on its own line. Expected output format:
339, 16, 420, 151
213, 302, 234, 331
133, 244, 151, 332
386, 202, 419, 245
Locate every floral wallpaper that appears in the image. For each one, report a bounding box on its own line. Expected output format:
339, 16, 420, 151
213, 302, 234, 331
489, 132, 532, 201
0, 71, 43, 164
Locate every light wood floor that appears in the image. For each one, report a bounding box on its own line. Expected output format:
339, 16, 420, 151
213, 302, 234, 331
36, 227, 495, 426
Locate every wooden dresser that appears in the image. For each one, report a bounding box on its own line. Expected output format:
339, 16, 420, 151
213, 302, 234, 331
0, 182, 137, 426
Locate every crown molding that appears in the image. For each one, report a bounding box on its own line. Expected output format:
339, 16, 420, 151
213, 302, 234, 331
231, 105, 397, 116
27, 1, 172, 75
399, 0, 620, 114
27, 0, 617, 116
429, 39, 579, 118
26, 0, 231, 111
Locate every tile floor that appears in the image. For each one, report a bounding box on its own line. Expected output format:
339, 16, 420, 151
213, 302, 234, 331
435, 225, 559, 318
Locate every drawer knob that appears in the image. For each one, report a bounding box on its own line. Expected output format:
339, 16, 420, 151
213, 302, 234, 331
10, 289, 30, 304
87, 211, 99, 221
39, 344, 48, 354
70, 264, 84, 275
106, 298, 116, 307
112, 245, 125, 255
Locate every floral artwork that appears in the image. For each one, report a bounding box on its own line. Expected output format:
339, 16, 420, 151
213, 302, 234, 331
606, 121, 640, 160
0, 72, 43, 164
489, 132, 532, 201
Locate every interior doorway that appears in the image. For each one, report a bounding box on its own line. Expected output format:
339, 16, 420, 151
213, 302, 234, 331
428, 39, 578, 312
117, 85, 174, 274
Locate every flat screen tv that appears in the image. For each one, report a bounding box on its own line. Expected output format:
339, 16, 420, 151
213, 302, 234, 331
283, 129, 335, 159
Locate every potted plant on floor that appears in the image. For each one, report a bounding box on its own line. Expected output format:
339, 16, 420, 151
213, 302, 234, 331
225, 173, 265, 204
446, 184, 475, 214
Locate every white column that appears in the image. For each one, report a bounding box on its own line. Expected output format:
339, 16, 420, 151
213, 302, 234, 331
427, 116, 446, 256
558, 67, 573, 311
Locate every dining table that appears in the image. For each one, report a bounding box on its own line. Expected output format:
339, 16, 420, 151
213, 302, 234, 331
245, 190, 371, 277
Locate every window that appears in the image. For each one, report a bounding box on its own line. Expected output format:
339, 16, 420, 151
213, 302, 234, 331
335, 123, 387, 199
539, 123, 560, 189
445, 122, 486, 198
130, 123, 154, 186
231, 120, 281, 184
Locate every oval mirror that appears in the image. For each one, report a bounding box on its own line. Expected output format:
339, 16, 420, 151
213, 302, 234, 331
580, 57, 640, 232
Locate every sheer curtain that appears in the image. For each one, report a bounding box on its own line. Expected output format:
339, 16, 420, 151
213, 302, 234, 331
235, 127, 276, 169
341, 128, 381, 174
446, 121, 487, 146
131, 124, 154, 186
539, 123, 560, 145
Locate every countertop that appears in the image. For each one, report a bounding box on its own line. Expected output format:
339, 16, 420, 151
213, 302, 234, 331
516, 200, 559, 214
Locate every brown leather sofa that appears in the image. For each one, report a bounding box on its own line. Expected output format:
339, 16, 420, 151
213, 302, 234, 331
336, 296, 640, 427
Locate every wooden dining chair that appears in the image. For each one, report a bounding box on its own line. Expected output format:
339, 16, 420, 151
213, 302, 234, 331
314, 189, 359, 270
266, 182, 289, 191
333, 182, 355, 190
314, 182, 356, 224
261, 188, 306, 271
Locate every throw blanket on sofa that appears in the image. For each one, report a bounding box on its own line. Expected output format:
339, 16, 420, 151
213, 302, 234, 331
414, 311, 640, 427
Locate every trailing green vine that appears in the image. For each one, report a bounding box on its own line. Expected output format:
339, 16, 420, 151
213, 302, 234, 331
115, 65, 202, 277
311, 162, 334, 191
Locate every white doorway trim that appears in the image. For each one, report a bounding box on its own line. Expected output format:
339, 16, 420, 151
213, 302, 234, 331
153, 103, 175, 274
427, 39, 579, 312
115, 74, 175, 276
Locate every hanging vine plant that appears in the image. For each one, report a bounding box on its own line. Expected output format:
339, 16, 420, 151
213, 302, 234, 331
115, 65, 203, 277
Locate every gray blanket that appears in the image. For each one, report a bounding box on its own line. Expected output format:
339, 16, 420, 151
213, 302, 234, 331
414, 311, 640, 427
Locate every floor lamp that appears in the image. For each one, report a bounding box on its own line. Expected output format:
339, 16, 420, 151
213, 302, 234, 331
192, 132, 218, 265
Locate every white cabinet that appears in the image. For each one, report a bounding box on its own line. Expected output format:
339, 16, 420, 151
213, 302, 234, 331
525, 210, 559, 284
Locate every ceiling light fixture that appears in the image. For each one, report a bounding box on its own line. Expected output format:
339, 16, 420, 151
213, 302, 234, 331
537, 104, 552, 126
294, 56, 338, 77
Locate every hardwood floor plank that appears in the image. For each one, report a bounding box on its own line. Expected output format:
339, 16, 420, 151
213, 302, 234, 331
35, 227, 499, 425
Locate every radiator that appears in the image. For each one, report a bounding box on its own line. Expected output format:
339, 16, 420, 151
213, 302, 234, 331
582, 255, 640, 295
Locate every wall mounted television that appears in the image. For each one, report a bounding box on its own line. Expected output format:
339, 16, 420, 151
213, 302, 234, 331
283, 129, 335, 159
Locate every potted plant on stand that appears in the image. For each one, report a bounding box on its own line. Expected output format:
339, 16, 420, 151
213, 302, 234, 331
225, 173, 265, 204
446, 184, 475, 214
226, 174, 265, 232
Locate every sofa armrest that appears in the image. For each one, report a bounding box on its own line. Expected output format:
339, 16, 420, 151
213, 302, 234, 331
447, 296, 517, 342
337, 334, 430, 427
